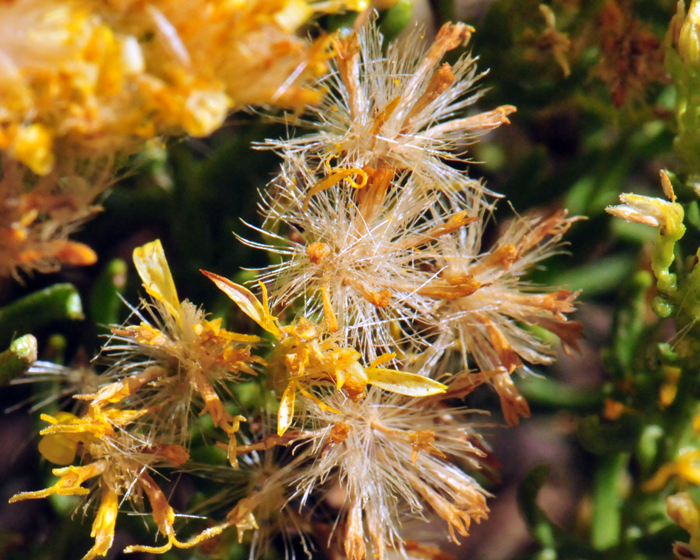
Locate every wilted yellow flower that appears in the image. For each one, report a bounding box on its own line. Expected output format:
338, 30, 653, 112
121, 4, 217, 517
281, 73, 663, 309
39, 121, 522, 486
198, 431, 316, 555
251, 154, 490, 362
106, 240, 261, 464
269, 19, 515, 199
9, 405, 222, 559
606, 193, 683, 230
253, 150, 581, 426
249, 16, 581, 426
607, 170, 686, 305
204, 271, 447, 435
668, 492, 700, 559
294, 388, 489, 560
525, 4, 571, 77
432, 209, 583, 426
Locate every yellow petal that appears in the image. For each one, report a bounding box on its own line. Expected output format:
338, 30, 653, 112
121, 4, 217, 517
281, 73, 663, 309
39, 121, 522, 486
83, 488, 119, 560
366, 368, 447, 397
369, 352, 396, 368
278, 382, 296, 436
202, 271, 281, 338
133, 240, 181, 321
38, 433, 79, 466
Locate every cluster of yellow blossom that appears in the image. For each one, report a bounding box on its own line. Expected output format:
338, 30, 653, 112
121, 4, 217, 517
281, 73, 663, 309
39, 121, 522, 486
10, 238, 455, 559
0, 0, 370, 281
9, 388, 222, 559
0, 0, 367, 175
8, 241, 263, 557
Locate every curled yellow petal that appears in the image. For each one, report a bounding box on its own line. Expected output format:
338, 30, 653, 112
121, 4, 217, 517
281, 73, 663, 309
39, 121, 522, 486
303, 162, 368, 211
643, 450, 700, 491
10, 462, 107, 503
124, 472, 226, 555
202, 271, 281, 338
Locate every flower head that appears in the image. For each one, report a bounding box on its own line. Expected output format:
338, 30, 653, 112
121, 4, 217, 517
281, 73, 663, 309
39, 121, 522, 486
9, 405, 220, 559
292, 388, 489, 560
432, 209, 582, 425
104, 240, 261, 462
0, 157, 108, 278
268, 19, 515, 198
250, 154, 491, 360
249, 150, 581, 425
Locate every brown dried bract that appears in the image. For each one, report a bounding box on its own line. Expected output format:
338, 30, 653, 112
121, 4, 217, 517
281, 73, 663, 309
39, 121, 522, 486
594, 0, 666, 107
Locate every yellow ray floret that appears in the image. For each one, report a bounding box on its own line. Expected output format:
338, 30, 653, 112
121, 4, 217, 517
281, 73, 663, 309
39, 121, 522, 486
133, 240, 182, 321
9, 461, 107, 502
84, 487, 119, 560
202, 271, 282, 338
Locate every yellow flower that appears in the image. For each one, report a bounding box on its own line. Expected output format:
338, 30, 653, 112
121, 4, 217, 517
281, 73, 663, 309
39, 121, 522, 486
607, 170, 686, 305
643, 449, 700, 491
679, 0, 700, 67
106, 240, 261, 465
9, 407, 222, 559
668, 492, 700, 559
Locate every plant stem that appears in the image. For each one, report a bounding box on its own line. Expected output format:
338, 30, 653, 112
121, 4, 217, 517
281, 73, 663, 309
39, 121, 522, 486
0, 284, 83, 347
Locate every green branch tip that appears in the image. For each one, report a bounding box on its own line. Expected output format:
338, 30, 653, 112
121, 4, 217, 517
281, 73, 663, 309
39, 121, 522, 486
0, 334, 37, 387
